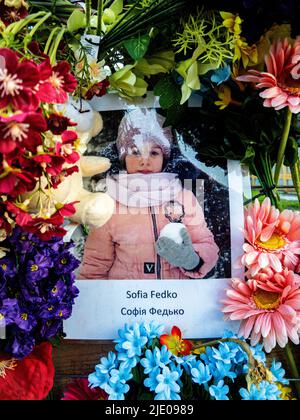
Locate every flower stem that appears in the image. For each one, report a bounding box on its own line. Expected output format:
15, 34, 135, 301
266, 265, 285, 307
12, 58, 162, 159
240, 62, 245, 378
274, 108, 293, 186
44, 27, 60, 55
290, 158, 300, 205
85, 0, 92, 31
97, 0, 104, 36
49, 27, 66, 64
28, 12, 52, 39
284, 343, 300, 399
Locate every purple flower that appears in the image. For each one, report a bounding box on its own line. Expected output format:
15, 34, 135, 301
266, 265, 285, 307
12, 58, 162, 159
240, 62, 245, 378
6, 331, 36, 359
0, 299, 20, 327
39, 319, 62, 340
0, 257, 16, 279
0, 228, 80, 359
15, 310, 37, 332
47, 280, 67, 302
54, 252, 80, 275
25, 253, 52, 282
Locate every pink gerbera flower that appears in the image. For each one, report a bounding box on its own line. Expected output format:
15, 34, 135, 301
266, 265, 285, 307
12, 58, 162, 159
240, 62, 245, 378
0, 48, 40, 112
0, 112, 47, 154
250, 267, 300, 293
237, 38, 300, 112
241, 198, 300, 276
222, 271, 300, 352
37, 60, 77, 104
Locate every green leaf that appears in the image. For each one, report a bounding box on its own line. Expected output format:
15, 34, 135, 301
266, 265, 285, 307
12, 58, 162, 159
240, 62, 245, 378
67, 9, 86, 32
124, 34, 151, 60
154, 76, 181, 109
110, 0, 123, 16
241, 146, 255, 165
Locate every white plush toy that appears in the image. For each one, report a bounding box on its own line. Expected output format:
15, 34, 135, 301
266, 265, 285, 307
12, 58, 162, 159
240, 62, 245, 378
25, 97, 115, 228
57, 96, 103, 154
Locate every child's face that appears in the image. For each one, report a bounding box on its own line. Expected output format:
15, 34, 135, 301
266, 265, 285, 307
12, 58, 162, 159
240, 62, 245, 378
125, 145, 164, 174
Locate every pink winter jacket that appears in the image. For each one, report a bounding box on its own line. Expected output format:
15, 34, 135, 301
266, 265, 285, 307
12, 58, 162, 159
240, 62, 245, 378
78, 188, 219, 280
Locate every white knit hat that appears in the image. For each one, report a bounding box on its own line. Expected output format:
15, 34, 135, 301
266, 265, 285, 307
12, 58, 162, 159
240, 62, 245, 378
116, 108, 173, 160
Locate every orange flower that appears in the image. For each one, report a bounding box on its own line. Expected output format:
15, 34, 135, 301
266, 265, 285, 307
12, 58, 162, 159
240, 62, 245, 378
160, 326, 193, 356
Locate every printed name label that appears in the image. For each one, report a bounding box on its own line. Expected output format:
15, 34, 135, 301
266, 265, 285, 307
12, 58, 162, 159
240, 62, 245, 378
64, 279, 239, 340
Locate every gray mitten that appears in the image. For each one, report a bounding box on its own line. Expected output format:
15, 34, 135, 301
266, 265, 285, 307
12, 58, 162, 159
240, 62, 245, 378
156, 228, 201, 271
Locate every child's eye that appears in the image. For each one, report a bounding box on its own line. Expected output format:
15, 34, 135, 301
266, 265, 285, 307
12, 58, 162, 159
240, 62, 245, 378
151, 151, 159, 156
131, 149, 140, 156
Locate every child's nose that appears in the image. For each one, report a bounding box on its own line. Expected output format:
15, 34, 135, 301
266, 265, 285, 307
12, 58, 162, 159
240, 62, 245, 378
139, 156, 150, 166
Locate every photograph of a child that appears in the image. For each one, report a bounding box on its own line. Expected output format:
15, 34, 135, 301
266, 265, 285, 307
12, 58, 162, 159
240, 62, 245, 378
76, 106, 233, 281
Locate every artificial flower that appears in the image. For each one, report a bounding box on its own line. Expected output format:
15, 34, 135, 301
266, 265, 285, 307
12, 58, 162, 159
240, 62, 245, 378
0, 112, 47, 154
277, 384, 295, 400
0, 229, 79, 358
240, 198, 300, 275
160, 326, 193, 356
0, 48, 40, 112
214, 85, 234, 109
233, 37, 258, 68
84, 79, 110, 100
62, 378, 108, 400
20, 213, 66, 241
220, 12, 243, 36
239, 383, 268, 400
237, 37, 300, 112
104, 377, 130, 400
155, 366, 181, 400
55, 130, 79, 164
209, 380, 230, 400
250, 267, 300, 294
109, 64, 148, 99
47, 113, 77, 135
37, 60, 77, 104
0, 3, 27, 26
0, 342, 54, 400
0, 161, 36, 197
191, 362, 212, 385
222, 273, 300, 352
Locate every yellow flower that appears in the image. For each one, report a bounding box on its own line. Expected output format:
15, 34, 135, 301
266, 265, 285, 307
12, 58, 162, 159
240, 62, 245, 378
277, 384, 296, 400
234, 37, 258, 68
214, 85, 232, 110
220, 11, 243, 36
4, 0, 28, 9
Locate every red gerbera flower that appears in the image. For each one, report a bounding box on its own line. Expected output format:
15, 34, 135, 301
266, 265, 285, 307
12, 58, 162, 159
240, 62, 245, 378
0, 112, 47, 154
62, 378, 108, 400
160, 326, 193, 356
37, 60, 77, 104
0, 48, 40, 112
0, 342, 55, 400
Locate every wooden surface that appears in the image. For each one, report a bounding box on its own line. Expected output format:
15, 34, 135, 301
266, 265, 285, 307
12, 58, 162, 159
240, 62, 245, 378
53, 339, 300, 398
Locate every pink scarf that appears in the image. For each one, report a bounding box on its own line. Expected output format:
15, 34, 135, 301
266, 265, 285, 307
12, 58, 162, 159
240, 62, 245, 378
106, 172, 182, 208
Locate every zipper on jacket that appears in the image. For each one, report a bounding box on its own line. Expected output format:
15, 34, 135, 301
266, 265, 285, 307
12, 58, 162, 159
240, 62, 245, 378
150, 206, 161, 279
